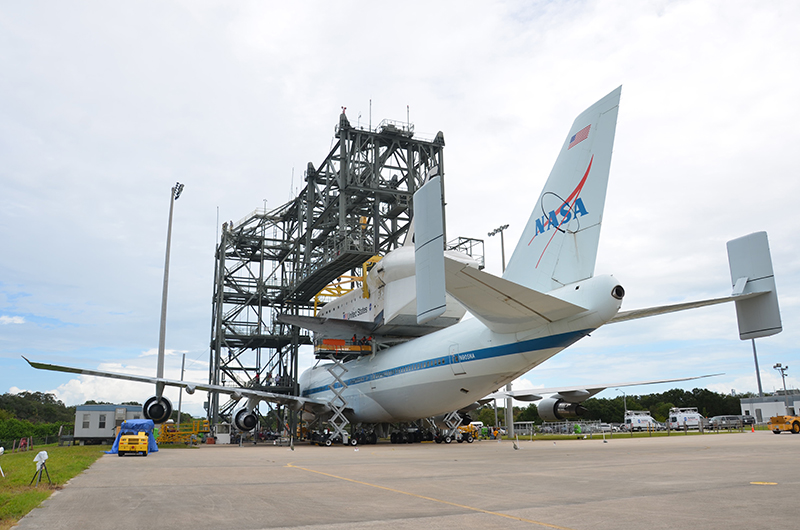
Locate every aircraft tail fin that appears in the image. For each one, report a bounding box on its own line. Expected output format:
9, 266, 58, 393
727, 231, 782, 340
503, 87, 621, 292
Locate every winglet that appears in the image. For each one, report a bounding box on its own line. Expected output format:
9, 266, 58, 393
727, 231, 782, 340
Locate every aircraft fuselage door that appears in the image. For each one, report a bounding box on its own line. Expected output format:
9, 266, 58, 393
450, 344, 466, 376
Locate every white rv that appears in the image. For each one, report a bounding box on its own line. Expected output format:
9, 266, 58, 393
624, 410, 658, 432
667, 407, 706, 430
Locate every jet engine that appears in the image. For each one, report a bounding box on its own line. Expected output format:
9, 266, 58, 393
143, 396, 173, 424
234, 408, 258, 431
536, 397, 588, 422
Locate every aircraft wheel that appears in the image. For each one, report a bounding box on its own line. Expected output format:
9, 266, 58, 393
368, 432, 378, 444
325, 438, 333, 447
444, 435, 452, 444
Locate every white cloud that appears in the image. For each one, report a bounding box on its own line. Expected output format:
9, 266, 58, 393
1, 315, 25, 325
2, 1, 799, 411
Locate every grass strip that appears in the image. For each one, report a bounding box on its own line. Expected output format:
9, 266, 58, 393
0, 444, 106, 530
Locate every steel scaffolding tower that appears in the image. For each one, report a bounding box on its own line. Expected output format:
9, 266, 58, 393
208, 111, 446, 430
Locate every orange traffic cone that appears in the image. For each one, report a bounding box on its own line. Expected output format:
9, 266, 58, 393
751, 424, 755, 433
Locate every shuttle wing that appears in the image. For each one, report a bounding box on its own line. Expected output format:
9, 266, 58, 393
276, 313, 454, 340
443, 257, 586, 334
277, 314, 379, 336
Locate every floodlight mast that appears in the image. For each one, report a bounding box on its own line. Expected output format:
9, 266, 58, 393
488, 224, 510, 273
773, 363, 790, 413
488, 224, 511, 436
156, 183, 184, 401
616, 388, 627, 414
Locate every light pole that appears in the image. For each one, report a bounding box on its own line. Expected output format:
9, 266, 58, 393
616, 388, 627, 416
488, 224, 510, 272
176, 353, 186, 425
774, 363, 790, 414
489, 224, 511, 436
752, 339, 764, 398
156, 182, 184, 416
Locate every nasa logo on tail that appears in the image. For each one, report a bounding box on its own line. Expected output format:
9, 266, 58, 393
529, 154, 593, 245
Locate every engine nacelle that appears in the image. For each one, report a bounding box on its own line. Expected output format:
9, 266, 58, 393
234, 408, 258, 431
537, 397, 588, 422
143, 396, 173, 424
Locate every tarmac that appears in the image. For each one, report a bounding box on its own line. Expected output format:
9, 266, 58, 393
14, 430, 799, 530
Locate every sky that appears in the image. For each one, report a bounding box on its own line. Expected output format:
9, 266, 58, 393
2, 0, 799, 418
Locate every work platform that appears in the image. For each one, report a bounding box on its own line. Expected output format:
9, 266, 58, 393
314, 338, 372, 360
208, 111, 447, 431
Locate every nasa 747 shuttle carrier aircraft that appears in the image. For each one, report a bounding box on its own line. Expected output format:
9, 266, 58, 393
26, 86, 782, 444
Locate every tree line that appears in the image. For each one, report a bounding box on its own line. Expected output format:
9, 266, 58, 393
0, 391, 197, 441
470, 387, 752, 427
0, 391, 75, 441
2, 387, 751, 440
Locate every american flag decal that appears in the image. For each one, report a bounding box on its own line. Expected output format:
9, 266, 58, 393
568, 124, 591, 150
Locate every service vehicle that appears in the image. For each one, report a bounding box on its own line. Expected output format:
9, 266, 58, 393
667, 407, 706, 430
624, 410, 658, 432
741, 415, 756, 426
118, 431, 149, 456
709, 415, 743, 429
768, 415, 800, 434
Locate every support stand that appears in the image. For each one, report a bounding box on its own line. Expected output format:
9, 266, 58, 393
326, 358, 350, 445
29, 462, 51, 487
443, 410, 463, 441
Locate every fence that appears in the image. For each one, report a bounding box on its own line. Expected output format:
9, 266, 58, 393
0, 436, 64, 451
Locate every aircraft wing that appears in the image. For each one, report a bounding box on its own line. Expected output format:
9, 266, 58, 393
608, 291, 765, 323
22, 356, 325, 411
484, 373, 723, 403
443, 256, 586, 334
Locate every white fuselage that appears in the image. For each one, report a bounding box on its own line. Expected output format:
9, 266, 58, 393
299, 274, 623, 423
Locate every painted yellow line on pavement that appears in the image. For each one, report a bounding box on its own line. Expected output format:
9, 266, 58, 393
750, 481, 778, 485
286, 462, 574, 529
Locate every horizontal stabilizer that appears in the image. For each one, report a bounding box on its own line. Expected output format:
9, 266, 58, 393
444, 257, 586, 334
609, 292, 765, 324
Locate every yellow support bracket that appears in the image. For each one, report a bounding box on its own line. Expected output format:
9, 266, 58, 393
312, 256, 383, 315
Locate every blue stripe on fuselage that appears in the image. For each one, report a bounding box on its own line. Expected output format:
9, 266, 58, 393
302, 328, 592, 396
